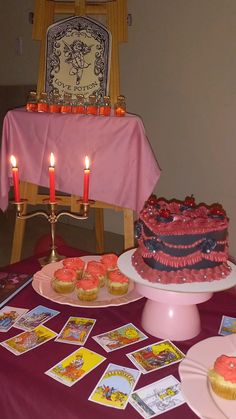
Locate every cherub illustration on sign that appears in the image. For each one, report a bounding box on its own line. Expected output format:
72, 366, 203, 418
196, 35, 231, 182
64, 39, 92, 85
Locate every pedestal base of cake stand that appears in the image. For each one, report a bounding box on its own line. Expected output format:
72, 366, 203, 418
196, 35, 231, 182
136, 283, 212, 341
117, 249, 236, 342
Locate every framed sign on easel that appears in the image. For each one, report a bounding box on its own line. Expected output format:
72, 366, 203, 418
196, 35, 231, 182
10, 0, 135, 264
45, 15, 111, 100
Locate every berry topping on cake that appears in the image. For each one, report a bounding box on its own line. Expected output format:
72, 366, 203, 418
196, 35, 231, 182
180, 195, 196, 211
156, 208, 173, 223
209, 204, 225, 219
147, 194, 160, 207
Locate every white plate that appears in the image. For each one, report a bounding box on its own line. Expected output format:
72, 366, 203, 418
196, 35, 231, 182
118, 249, 236, 294
32, 255, 142, 308
179, 334, 236, 419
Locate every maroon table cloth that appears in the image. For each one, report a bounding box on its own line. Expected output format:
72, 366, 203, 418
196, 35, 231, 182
1, 245, 235, 419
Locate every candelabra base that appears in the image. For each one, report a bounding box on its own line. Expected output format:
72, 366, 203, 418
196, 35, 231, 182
39, 247, 65, 266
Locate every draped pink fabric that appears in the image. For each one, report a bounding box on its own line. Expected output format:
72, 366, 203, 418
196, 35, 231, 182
0, 108, 161, 212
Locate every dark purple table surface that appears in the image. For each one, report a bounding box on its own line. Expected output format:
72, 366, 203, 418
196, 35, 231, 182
1, 245, 235, 419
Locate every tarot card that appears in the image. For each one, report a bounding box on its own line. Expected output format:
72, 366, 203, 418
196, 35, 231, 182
89, 363, 141, 409
0, 324, 57, 355
45, 347, 106, 387
218, 315, 236, 335
0, 306, 28, 332
126, 340, 185, 374
129, 375, 185, 418
55, 317, 96, 345
93, 323, 148, 352
14, 305, 60, 331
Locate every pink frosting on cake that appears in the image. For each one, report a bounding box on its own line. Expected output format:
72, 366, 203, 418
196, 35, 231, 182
54, 268, 77, 282
141, 199, 228, 235
132, 248, 231, 284
132, 196, 231, 284
62, 257, 85, 270
108, 270, 129, 283
214, 355, 236, 383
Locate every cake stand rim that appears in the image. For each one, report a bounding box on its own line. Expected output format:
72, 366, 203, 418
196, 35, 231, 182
118, 249, 236, 294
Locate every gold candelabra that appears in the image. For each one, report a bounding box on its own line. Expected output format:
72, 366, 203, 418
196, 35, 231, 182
13, 199, 91, 265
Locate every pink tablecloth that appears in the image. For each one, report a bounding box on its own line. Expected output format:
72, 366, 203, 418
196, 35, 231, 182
0, 108, 161, 212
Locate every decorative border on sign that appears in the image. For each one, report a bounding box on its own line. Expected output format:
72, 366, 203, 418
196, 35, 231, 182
45, 16, 111, 99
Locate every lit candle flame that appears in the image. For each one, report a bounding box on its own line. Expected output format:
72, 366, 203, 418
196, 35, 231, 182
85, 156, 90, 170
50, 152, 55, 167
10, 155, 17, 167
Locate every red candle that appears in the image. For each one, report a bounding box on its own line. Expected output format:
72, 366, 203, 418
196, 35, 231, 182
49, 152, 56, 203
10, 155, 21, 202
83, 156, 90, 203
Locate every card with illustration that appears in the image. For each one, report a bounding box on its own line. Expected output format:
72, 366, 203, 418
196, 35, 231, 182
14, 305, 60, 331
0, 271, 32, 309
89, 363, 141, 409
129, 375, 185, 418
93, 323, 148, 352
0, 324, 57, 355
0, 306, 28, 332
45, 347, 106, 387
55, 317, 96, 345
126, 340, 185, 374
218, 315, 236, 335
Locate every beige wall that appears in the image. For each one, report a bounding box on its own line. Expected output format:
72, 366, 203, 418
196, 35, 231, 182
120, 0, 236, 257
0, 0, 39, 84
1, 0, 236, 257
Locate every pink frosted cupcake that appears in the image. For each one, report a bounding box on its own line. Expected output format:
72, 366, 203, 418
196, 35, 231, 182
85, 261, 107, 287
62, 257, 85, 279
208, 355, 236, 399
76, 277, 99, 301
107, 269, 129, 295
52, 268, 77, 293
100, 253, 118, 273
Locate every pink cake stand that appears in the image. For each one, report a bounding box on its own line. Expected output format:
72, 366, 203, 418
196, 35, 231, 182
118, 249, 236, 341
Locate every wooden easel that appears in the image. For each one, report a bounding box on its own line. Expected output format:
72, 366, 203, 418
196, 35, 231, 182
10, 0, 135, 263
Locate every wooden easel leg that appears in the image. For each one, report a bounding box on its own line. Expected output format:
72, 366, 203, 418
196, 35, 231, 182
95, 208, 104, 254
10, 181, 37, 264
124, 208, 135, 250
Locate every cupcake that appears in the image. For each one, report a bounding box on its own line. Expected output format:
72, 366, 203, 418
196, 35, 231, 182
52, 268, 77, 294
100, 253, 118, 273
85, 261, 107, 287
62, 257, 85, 279
107, 269, 129, 295
76, 277, 99, 301
208, 354, 236, 399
